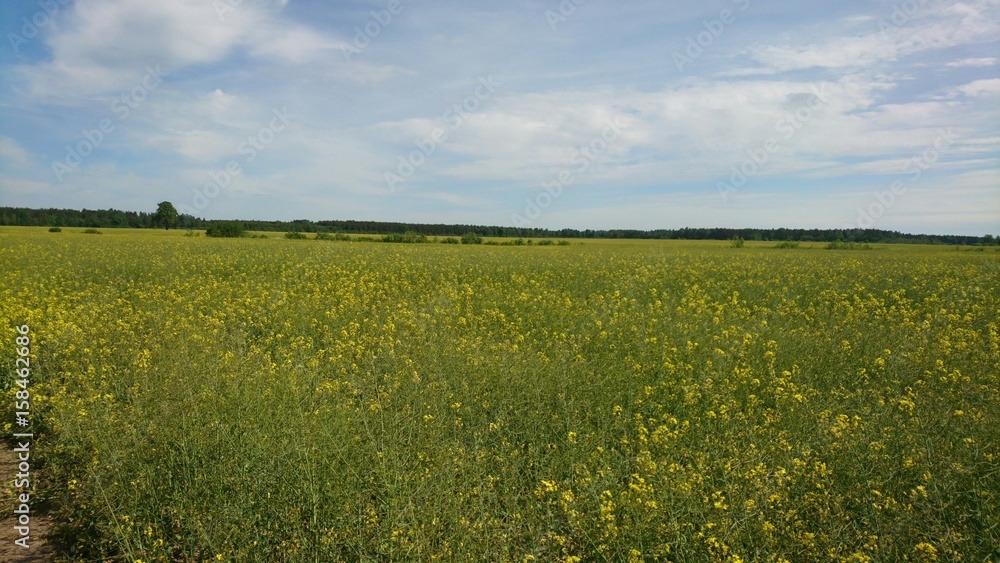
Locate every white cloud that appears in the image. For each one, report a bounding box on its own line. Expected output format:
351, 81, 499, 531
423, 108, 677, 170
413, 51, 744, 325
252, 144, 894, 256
1, 1, 996, 234
13, 0, 361, 102
747, 1, 1000, 72
945, 57, 998, 67
951, 78, 1000, 98
0, 137, 33, 168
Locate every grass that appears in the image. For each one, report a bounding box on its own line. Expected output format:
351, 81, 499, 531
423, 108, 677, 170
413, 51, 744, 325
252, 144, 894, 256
1, 226, 997, 561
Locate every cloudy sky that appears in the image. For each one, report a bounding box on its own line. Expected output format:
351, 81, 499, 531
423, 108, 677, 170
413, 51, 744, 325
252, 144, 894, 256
1, 0, 997, 235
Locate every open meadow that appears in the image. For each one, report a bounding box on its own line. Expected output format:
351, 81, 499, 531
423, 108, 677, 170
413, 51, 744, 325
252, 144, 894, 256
2, 227, 998, 561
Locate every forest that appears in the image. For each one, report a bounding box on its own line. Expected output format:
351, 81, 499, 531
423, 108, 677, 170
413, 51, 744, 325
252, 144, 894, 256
1, 206, 995, 246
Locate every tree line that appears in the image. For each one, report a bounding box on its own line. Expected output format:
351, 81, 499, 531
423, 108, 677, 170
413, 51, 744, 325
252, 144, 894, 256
0, 206, 996, 246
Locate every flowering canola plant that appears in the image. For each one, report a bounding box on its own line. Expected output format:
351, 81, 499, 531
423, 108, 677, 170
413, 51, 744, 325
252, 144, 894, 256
1, 227, 998, 561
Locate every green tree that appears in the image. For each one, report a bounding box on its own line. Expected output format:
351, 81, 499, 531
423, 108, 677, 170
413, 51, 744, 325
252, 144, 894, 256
154, 201, 178, 230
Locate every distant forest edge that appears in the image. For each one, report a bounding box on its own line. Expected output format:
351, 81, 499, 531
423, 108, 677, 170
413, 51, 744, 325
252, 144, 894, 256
2, 206, 997, 246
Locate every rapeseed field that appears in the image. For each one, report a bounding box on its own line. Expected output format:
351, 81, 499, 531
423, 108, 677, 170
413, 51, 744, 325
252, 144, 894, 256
1, 227, 997, 561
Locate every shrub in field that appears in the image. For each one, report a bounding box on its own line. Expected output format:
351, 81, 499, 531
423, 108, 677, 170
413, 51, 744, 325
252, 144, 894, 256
83, 228, 101, 234
314, 232, 334, 240
205, 222, 245, 238
334, 233, 351, 241
284, 232, 308, 240
826, 240, 872, 250
382, 231, 428, 243
774, 241, 800, 248
537, 240, 554, 246
730, 235, 745, 247
441, 237, 460, 244
48, 226, 62, 232
461, 231, 483, 244
557, 240, 570, 245
401, 231, 428, 243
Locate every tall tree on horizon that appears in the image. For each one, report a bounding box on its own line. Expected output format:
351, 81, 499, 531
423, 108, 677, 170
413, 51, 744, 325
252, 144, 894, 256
154, 201, 178, 230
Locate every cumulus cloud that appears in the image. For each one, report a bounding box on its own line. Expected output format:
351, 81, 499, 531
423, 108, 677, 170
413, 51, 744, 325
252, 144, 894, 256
13, 0, 356, 101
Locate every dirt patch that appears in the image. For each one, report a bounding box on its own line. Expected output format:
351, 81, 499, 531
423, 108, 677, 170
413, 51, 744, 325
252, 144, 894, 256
0, 443, 56, 562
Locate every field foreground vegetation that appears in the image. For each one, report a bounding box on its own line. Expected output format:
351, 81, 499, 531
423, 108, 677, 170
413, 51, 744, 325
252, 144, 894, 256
2, 228, 998, 561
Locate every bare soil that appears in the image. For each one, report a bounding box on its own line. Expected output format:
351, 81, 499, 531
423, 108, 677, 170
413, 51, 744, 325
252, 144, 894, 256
0, 443, 55, 562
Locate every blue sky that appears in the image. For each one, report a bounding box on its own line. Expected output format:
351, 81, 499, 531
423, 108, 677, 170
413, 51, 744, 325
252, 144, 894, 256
0, 0, 997, 235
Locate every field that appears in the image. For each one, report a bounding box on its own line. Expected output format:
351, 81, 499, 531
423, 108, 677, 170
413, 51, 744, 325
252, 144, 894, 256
2, 227, 998, 561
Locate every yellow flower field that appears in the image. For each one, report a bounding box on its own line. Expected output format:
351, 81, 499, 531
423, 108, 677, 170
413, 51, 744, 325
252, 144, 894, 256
2, 227, 998, 561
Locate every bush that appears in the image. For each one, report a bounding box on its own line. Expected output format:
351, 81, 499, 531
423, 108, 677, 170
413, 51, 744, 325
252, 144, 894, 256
441, 237, 460, 244
284, 232, 308, 240
730, 236, 745, 248
205, 222, 245, 238
48, 227, 62, 233
461, 232, 483, 245
334, 233, 351, 241
826, 241, 872, 250
184, 229, 200, 237
83, 228, 102, 234
557, 240, 571, 246
537, 240, 554, 246
774, 241, 800, 249
381, 231, 427, 243
314, 232, 334, 240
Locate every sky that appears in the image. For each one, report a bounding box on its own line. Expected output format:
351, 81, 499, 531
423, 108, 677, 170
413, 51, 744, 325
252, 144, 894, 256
0, 0, 998, 235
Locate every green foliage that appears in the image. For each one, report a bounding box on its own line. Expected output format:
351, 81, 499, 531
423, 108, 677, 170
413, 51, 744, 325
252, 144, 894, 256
205, 222, 245, 238
774, 241, 800, 249
730, 235, 745, 248
382, 231, 429, 244
314, 232, 334, 240
48, 226, 62, 233
2, 206, 997, 247
461, 231, 483, 244
441, 237, 460, 244
284, 231, 308, 240
154, 201, 178, 230
826, 240, 873, 250
83, 228, 102, 234
537, 239, 554, 246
